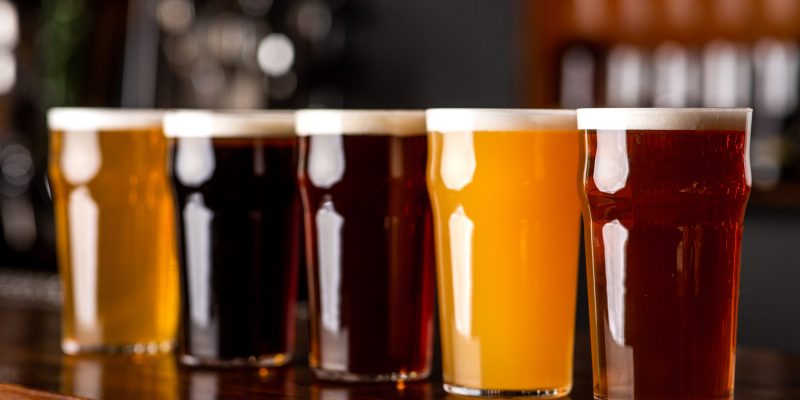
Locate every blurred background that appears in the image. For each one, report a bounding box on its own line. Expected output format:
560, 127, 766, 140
0, 0, 796, 353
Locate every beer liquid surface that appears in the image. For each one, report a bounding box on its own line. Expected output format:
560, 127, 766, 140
49, 128, 178, 349
171, 137, 299, 361
299, 134, 435, 377
427, 129, 580, 391
582, 129, 750, 399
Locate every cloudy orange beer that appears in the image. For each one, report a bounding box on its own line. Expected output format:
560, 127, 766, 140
426, 109, 580, 397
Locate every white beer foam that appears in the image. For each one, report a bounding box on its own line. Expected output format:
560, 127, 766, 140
577, 108, 752, 130
426, 109, 577, 133
164, 110, 295, 138
48, 108, 164, 131
296, 110, 425, 136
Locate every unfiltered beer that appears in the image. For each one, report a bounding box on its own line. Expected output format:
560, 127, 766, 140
297, 110, 434, 382
165, 111, 299, 367
578, 108, 752, 399
427, 109, 580, 397
48, 108, 178, 354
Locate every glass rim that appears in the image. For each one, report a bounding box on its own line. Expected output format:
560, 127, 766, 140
47, 108, 165, 131
295, 109, 425, 136
164, 110, 295, 138
426, 108, 577, 133
576, 107, 753, 130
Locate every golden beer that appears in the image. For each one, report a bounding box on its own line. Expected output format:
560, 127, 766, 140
426, 109, 580, 397
48, 109, 178, 354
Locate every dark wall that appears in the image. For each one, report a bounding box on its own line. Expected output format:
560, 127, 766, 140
344, 0, 521, 108
740, 210, 800, 353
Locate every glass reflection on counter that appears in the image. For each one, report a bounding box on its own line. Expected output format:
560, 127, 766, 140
312, 381, 432, 400
170, 135, 299, 366
61, 355, 178, 399
446, 396, 572, 400
182, 367, 294, 400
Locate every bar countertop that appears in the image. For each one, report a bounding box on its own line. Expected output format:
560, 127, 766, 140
0, 301, 798, 399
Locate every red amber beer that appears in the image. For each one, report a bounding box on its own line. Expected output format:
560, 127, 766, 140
578, 108, 752, 400
297, 110, 434, 382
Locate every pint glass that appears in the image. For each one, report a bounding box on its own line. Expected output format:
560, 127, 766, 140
48, 108, 178, 354
164, 111, 299, 367
577, 108, 752, 399
426, 109, 580, 397
297, 110, 435, 382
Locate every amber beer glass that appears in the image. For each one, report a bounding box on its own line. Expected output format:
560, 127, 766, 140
427, 109, 580, 397
297, 110, 435, 382
48, 108, 178, 354
164, 111, 299, 367
578, 108, 752, 399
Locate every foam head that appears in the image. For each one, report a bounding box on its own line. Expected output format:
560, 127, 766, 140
163, 110, 295, 138
426, 109, 577, 133
295, 110, 426, 136
48, 108, 164, 131
577, 108, 753, 131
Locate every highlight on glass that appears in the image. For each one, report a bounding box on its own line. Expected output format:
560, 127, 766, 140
48, 108, 178, 355
296, 110, 435, 383
163, 110, 300, 367
426, 109, 581, 397
577, 108, 752, 399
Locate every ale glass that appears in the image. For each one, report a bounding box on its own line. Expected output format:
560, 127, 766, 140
427, 109, 580, 397
297, 110, 435, 382
48, 108, 178, 355
164, 111, 299, 367
578, 108, 752, 399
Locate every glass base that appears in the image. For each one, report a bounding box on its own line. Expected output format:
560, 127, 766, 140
180, 352, 292, 368
593, 392, 732, 400
313, 368, 430, 383
444, 383, 570, 398
62, 339, 175, 355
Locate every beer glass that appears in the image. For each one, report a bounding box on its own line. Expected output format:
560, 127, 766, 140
164, 111, 299, 367
577, 108, 752, 399
297, 110, 435, 382
426, 109, 580, 397
48, 108, 178, 355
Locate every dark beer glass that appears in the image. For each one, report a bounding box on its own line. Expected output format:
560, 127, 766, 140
296, 110, 435, 382
164, 111, 299, 367
578, 108, 752, 399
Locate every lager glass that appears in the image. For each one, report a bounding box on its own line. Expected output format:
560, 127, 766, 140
48, 108, 178, 355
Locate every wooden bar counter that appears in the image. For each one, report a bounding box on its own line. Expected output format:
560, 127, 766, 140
0, 301, 797, 399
